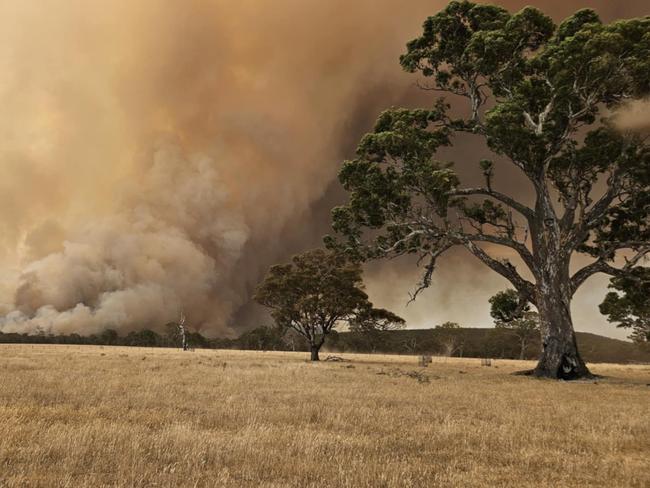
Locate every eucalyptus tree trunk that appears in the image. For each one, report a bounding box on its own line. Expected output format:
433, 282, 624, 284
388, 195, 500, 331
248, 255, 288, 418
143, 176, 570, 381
530, 196, 592, 379
533, 283, 590, 379
310, 344, 321, 361
306, 329, 327, 361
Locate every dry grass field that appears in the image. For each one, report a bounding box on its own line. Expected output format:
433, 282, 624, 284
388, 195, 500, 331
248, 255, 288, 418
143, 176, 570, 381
0, 345, 648, 487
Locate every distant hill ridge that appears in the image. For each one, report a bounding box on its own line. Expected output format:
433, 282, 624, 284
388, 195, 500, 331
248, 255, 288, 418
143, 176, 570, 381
331, 328, 650, 364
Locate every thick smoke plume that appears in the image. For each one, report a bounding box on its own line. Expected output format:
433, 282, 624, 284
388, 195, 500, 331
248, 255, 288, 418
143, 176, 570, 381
5, 144, 248, 334
0, 0, 441, 335
614, 99, 650, 134
0, 1, 647, 338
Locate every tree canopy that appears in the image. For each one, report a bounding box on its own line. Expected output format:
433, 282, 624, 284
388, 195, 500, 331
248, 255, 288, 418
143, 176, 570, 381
489, 289, 540, 359
600, 268, 650, 343
348, 306, 406, 352
329, 1, 650, 379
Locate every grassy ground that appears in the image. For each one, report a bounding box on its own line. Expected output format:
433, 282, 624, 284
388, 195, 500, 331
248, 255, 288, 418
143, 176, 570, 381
0, 345, 648, 487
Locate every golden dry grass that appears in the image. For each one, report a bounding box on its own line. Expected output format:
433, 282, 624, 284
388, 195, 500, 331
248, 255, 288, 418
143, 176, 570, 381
0, 345, 648, 487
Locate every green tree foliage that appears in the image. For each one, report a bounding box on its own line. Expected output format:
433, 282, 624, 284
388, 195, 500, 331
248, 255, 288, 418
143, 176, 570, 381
237, 325, 288, 351
489, 289, 540, 359
99, 329, 119, 346
437, 321, 460, 329
330, 1, 650, 378
254, 249, 404, 360
348, 307, 405, 352
164, 322, 182, 347
123, 329, 161, 347
600, 267, 650, 343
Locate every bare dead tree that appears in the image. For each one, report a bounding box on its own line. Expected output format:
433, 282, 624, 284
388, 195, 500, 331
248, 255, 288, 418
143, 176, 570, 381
178, 311, 188, 351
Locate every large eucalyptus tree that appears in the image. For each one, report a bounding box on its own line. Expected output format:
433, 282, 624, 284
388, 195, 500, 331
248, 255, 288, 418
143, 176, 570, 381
330, 2, 650, 378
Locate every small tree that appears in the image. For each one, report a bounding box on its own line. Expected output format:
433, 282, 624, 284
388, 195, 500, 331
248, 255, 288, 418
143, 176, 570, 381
490, 289, 540, 359
435, 321, 464, 356
255, 249, 402, 361
164, 312, 190, 350
349, 307, 405, 352
178, 313, 188, 351
281, 328, 308, 352
600, 267, 650, 344
124, 329, 160, 347
99, 329, 119, 346
402, 336, 419, 354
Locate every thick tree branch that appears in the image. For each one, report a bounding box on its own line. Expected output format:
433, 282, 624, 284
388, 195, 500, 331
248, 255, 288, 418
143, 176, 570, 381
452, 187, 534, 220
465, 234, 536, 276
523, 95, 555, 136
462, 239, 537, 305
415, 75, 487, 132
378, 229, 428, 255
581, 169, 625, 230
626, 247, 650, 268
570, 246, 650, 294
562, 169, 626, 253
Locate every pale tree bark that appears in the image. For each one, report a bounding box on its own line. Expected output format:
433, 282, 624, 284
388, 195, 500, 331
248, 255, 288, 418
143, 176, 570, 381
533, 278, 590, 379
525, 185, 591, 378
178, 312, 188, 351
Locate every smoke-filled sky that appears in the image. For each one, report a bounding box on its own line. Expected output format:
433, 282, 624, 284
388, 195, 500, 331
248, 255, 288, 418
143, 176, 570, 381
0, 0, 647, 339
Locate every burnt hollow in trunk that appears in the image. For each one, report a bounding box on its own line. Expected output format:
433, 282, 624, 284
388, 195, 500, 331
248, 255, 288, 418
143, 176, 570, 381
535, 331, 592, 379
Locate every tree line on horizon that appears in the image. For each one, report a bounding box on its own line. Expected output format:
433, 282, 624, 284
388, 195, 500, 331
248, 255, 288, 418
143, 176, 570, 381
1, 320, 647, 364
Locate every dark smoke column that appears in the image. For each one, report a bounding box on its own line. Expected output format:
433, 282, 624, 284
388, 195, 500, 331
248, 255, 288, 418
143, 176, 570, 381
329, 3, 650, 379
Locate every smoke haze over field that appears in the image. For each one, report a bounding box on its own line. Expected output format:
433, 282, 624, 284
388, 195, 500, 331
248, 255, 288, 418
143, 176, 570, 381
0, 1, 647, 338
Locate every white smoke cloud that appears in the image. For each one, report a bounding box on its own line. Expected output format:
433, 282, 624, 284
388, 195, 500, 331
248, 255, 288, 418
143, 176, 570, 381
2, 143, 248, 335
613, 99, 650, 134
